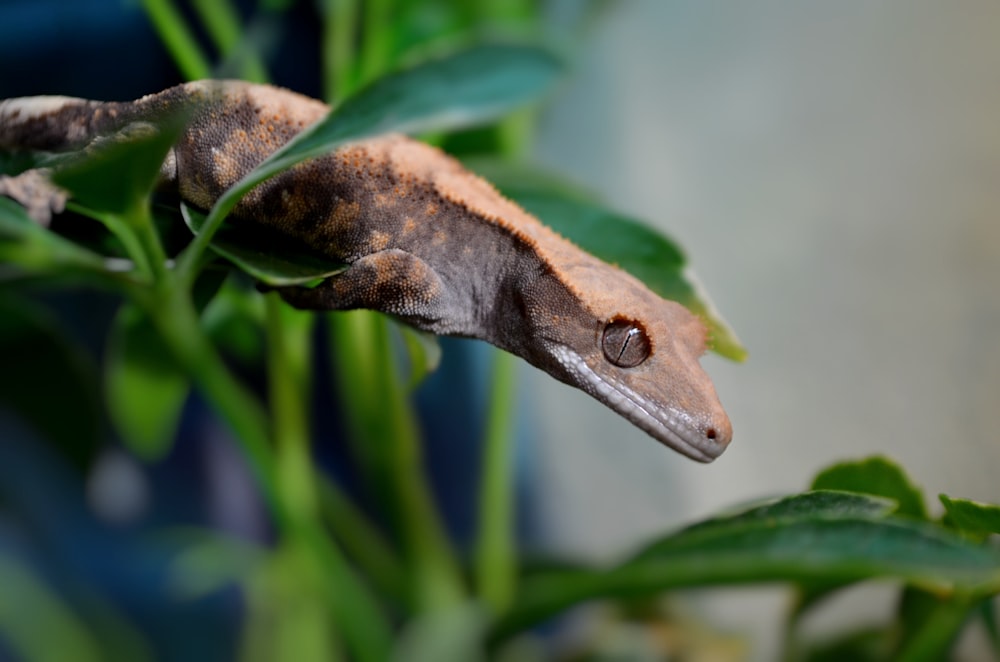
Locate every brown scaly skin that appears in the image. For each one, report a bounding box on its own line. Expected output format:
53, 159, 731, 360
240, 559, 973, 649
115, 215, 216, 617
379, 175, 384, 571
0, 81, 732, 461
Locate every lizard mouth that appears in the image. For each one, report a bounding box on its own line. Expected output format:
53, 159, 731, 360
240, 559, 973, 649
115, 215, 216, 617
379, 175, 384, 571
550, 345, 729, 462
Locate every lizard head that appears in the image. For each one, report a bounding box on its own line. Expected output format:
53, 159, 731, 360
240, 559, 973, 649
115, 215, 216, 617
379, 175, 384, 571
524, 266, 733, 462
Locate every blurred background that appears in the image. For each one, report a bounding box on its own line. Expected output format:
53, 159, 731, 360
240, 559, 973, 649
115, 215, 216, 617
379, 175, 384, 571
530, 1, 1000, 656
1, 1, 999, 660
533, 0, 1000, 558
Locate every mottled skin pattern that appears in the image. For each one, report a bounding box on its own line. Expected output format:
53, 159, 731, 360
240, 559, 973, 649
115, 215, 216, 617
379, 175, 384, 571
0, 81, 732, 461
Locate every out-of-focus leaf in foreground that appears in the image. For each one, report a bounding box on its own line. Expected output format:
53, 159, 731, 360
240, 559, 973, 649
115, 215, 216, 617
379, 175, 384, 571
491, 491, 1000, 643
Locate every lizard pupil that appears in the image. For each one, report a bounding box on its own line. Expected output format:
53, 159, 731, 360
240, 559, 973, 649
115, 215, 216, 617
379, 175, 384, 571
602, 319, 651, 368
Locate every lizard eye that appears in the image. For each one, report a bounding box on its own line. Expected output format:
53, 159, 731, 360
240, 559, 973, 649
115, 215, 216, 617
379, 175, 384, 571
602, 319, 651, 368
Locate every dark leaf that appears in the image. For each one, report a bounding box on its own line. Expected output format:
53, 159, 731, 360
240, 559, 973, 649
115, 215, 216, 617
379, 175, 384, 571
0, 197, 112, 276
260, 44, 565, 179
0, 296, 102, 470
52, 112, 187, 216
493, 492, 1000, 643
181, 203, 347, 285
940, 494, 1000, 537
105, 304, 190, 461
811, 456, 928, 520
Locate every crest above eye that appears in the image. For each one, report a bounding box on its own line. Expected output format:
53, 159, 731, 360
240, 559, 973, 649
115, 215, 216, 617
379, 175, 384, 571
602, 318, 651, 368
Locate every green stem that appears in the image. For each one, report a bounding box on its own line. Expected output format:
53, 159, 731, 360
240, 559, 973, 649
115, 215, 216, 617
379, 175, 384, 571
262, 294, 392, 662
318, 476, 409, 608
265, 295, 317, 519
474, 349, 518, 613
295, 521, 394, 662
357, 0, 392, 88
128, 203, 170, 283
328, 311, 464, 611
321, 0, 359, 102
175, 191, 240, 288
149, 286, 281, 513
66, 203, 152, 281
139, 0, 213, 80
190, 0, 269, 82
896, 595, 977, 662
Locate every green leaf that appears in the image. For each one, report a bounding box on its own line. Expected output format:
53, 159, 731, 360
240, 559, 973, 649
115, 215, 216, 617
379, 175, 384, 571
0, 554, 105, 662
200, 276, 266, 364
634, 491, 896, 559
0, 151, 49, 177
261, 43, 565, 179
811, 456, 928, 520
180, 44, 566, 280
0, 197, 114, 277
0, 296, 102, 470
51, 112, 186, 216
940, 494, 1000, 537
181, 203, 348, 285
491, 492, 1000, 643
163, 529, 265, 600
793, 457, 931, 623
105, 303, 190, 461
466, 160, 746, 361
0, 195, 33, 240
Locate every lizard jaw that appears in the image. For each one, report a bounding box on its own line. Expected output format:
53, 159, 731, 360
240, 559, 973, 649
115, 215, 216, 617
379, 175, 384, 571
550, 345, 729, 462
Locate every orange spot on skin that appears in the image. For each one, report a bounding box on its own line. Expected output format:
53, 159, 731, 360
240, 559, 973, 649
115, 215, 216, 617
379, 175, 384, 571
328, 200, 361, 233
368, 230, 391, 252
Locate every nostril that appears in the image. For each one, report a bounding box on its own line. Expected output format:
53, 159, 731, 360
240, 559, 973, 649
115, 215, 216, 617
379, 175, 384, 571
706, 427, 717, 440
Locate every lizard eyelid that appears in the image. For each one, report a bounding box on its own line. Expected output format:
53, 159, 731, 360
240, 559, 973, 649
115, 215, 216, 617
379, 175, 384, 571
602, 318, 651, 368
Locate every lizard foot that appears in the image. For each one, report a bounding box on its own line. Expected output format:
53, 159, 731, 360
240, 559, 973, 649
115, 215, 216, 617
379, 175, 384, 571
0, 170, 67, 226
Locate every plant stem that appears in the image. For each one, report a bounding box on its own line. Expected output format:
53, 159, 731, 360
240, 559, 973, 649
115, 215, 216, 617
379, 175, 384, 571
265, 294, 317, 519
139, 0, 213, 80
327, 311, 464, 611
357, 0, 392, 88
149, 284, 280, 512
321, 0, 359, 102
263, 295, 391, 662
127, 204, 170, 284
896, 595, 977, 662
317, 476, 409, 607
190, 0, 269, 82
66, 203, 152, 280
474, 349, 518, 613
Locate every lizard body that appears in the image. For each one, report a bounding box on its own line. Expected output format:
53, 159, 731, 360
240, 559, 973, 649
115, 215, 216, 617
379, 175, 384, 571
0, 81, 732, 461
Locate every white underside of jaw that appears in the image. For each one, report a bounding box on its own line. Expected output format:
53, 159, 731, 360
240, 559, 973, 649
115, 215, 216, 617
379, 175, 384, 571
551, 345, 718, 462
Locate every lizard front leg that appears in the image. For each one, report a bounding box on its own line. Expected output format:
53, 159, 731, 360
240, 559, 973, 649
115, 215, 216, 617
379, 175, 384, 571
0, 170, 68, 225
276, 248, 461, 335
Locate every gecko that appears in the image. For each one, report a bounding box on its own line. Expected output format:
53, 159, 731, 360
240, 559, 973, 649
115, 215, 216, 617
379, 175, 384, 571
0, 80, 732, 462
